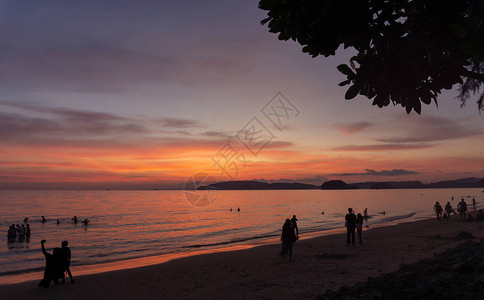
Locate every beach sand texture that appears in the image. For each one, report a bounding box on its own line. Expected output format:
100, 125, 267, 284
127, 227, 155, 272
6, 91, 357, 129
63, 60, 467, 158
1, 217, 482, 299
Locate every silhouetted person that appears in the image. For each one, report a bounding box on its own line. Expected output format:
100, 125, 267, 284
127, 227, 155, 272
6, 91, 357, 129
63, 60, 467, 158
473, 198, 476, 210
445, 202, 454, 219
59, 241, 74, 283
39, 240, 61, 288
41, 216, 46, 223
280, 219, 296, 261
72, 216, 78, 224
458, 199, 467, 220
16, 224, 25, 239
56, 219, 61, 225
25, 224, 31, 239
476, 210, 484, 220
363, 208, 368, 217
291, 215, 299, 239
345, 208, 357, 245
356, 213, 364, 244
24, 217, 29, 223
81, 219, 89, 225
237, 207, 240, 212
434, 202, 443, 220
7, 225, 16, 242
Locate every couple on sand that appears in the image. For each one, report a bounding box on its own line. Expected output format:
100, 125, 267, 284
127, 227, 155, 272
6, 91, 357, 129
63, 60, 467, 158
280, 215, 299, 261
39, 240, 74, 288
345, 208, 364, 245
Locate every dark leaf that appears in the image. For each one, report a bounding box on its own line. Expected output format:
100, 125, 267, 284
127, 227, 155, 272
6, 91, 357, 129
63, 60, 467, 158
345, 84, 360, 100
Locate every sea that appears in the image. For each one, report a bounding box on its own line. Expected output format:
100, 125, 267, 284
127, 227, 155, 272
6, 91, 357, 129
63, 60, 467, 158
0, 188, 482, 284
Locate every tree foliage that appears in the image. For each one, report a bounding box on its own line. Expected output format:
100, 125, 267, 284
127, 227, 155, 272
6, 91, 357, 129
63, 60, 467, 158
259, 0, 484, 114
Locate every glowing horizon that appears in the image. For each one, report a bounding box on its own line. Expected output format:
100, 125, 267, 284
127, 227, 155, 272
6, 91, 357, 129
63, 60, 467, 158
0, 1, 483, 189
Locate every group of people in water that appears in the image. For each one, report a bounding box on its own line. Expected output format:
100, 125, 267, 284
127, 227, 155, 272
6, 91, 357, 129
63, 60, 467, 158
434, 197, 482, 221
7, 223, 31, 242
6, 216, 90, 244
39, 240, 75, 287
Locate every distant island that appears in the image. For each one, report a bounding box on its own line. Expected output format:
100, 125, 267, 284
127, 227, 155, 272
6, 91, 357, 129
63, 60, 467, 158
197, 178, 484, 190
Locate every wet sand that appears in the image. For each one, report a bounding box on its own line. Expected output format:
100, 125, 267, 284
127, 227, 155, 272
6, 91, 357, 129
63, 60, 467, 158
1, 216, 482, 299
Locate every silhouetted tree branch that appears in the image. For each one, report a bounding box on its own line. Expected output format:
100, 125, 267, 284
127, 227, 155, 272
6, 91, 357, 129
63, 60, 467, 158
259, 0, 484, 114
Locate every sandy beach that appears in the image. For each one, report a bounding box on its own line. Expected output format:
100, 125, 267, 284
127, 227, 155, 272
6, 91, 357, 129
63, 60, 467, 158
1, 216, 483, 300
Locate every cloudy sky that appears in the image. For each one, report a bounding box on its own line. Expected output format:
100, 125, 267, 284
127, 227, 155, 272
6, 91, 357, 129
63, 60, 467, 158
1, 0, 483, 189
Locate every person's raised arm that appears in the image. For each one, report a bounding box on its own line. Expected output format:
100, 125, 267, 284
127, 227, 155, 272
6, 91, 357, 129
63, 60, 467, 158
41, 240, 48, 257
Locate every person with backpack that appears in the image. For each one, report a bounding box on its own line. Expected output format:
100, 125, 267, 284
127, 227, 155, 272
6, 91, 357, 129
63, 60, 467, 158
458, 199, 467, 220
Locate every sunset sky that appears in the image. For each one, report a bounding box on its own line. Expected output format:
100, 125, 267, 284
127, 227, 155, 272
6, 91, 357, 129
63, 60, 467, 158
1, 0, 483, 189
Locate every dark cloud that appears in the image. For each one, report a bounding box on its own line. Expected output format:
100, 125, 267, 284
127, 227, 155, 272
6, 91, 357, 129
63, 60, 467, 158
333, 121, 373, 135
332, 143, 436, 151
330, 169, 420, 176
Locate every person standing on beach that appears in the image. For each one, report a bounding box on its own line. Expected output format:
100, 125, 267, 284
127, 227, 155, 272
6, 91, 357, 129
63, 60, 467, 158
472, 198, 476, 210
444, 202, 454, 219
291, 215, 299, 239
356, 213, 364, 244
458, 199, 467, 220
345, 208, 357, 245
433, 202, 443, 220
39, 240, 61, 288
58, 241, 74, 283
280, 219, 296, 261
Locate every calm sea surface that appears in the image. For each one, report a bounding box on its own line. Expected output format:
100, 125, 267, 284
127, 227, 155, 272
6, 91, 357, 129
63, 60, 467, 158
0, 188, 482, 283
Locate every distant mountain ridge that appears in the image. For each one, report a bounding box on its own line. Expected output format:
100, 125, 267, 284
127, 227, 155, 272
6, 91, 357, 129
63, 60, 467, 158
197, 180, 319, 190
197, 178, 484, 190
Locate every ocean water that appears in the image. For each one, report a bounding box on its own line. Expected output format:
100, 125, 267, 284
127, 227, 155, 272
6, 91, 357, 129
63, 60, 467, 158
0, 188, 482, 283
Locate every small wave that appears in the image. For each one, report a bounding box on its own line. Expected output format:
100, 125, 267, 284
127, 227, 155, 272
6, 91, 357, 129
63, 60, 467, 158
183, 233, 277, 248
379, 212, 416, 223
0, 266, 44, 276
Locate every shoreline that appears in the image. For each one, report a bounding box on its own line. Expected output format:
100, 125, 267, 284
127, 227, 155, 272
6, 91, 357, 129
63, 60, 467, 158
1, 215, 482, 299
0, 214, 432, 285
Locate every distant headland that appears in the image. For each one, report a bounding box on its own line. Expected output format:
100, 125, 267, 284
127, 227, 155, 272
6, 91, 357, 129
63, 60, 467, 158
197, 177, 484, 190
